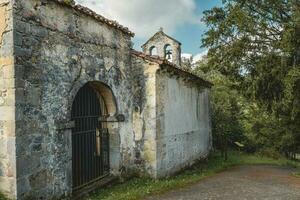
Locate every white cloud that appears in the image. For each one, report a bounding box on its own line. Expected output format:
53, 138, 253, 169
181, 53, 193, 60
75, 0, 200, 39
193, 50, 208, 63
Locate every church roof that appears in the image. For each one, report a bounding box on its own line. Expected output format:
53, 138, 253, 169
52, 0, 134, 37
131, 50, 212, 88
141, 29, 182, 48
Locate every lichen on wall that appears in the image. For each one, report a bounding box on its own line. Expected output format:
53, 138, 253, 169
12, 0, 136, 199
0, 1, 17, 199
0, 0, 212, 199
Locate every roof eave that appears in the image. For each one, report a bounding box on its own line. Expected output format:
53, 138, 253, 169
131, 50, 213, 88
52, 0, 135, 37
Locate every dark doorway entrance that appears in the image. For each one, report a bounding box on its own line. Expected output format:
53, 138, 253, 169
71, 83, 110, 190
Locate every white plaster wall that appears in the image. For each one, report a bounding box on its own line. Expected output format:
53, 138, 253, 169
156, 72, 211, 177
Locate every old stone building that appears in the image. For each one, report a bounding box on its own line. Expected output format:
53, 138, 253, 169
0, 0, 212, 199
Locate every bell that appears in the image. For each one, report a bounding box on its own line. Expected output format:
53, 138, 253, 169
166, 50, 172, 60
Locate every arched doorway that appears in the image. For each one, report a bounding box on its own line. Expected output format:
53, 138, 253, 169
71, 83, 110, 190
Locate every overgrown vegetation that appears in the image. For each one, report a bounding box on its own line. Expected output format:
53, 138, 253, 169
293, 171, 300, 178
86, 151, 299, 200
195, 0, 300, 159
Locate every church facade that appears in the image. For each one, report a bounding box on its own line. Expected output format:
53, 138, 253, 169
0, 0, 212, 199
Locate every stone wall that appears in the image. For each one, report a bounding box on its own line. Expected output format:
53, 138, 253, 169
142, 32, 181, 66
0, 0, 17, 199
0, 0, 212, 198
155, 69, 212, 177
12, 0, 137, 199
131, 54, 212, 179
131, 55, 160, 176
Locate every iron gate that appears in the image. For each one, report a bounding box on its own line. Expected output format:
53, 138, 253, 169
71, 84, 110, 190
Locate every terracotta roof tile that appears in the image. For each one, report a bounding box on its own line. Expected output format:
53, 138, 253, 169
131, 50, 212, 88
52, 0, 134, 37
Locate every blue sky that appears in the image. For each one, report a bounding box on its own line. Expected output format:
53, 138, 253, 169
76, 0, 222, 57
133, 0, 222, 56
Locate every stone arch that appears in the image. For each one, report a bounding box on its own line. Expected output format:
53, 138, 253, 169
164, 44, 172, 61
89, 81, 118, 117
149, 46, 158, 56
68, 81, 121, 191
67, 81, 118, 119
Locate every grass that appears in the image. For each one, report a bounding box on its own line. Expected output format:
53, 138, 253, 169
86, 151, 300, 200
293, 171, 300, 178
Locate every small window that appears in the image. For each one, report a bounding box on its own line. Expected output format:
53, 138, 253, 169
149, 46, 158, 56
164, 44, 172, 61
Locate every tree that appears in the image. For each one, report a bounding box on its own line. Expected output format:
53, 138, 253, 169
194, 60, 245, 160
202, 0, 300, 158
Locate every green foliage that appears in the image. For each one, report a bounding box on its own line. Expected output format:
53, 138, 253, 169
194, 60, 245, 155
201, 0, 300, 157
86, 151, 299, 200
292, 171, 300, 178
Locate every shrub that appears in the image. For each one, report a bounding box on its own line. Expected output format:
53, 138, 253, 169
258, 148, 283, 160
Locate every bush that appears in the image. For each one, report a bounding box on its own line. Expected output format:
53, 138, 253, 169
258, 148, 283, 160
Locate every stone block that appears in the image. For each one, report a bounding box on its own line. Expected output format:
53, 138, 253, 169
16, 177, 30, 198
13, 32, 23, 46
17, 155, 41, 177
0, 176, 15, 199
0, 120, 15, 137
0, 106, 14, 120
0, 78, 14, 89
0, 64, 14, 79
0, 4, 7, 46
0, 88, 15, 106
0, 56, 14, 67
14, 46, 32, 57
0, 138, 8, 159
29, 169, 49, 190
26, 86, 41, 106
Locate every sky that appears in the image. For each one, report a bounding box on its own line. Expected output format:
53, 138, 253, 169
75, 0, 222, 58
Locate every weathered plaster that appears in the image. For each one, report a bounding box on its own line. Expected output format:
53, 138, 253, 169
156, 70, 212, 177
0, 0, 212, 199
0, 4, 8, 46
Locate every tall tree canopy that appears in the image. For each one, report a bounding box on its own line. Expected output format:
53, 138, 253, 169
201, 0, 300, 157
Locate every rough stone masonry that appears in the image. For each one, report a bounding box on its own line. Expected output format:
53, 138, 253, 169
0, 0, 212, 199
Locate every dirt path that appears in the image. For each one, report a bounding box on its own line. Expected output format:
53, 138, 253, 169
146, 165, 300, 200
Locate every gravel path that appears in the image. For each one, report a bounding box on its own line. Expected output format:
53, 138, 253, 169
146, 165, 300, 200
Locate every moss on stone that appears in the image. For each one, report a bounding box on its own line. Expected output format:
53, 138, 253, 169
62, 0, 75, 6
0, 193, 9, 200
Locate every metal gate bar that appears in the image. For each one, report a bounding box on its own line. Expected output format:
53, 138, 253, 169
71, 84, 110, 190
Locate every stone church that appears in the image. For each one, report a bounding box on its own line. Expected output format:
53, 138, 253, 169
0, 0, 212, 199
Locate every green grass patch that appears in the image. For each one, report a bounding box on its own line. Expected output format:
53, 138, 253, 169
292, 171, 300, 178
86, 151, 300, 200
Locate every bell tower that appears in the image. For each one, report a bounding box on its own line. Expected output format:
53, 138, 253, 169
142, 28, 182, 66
